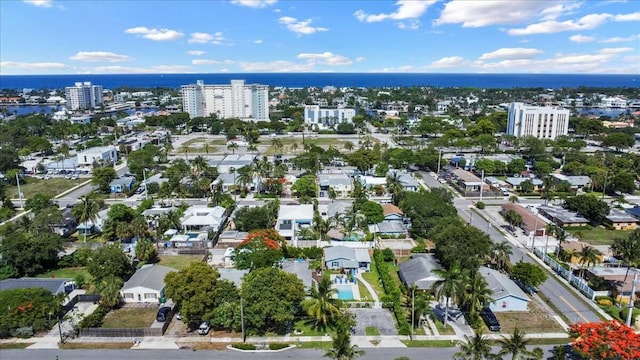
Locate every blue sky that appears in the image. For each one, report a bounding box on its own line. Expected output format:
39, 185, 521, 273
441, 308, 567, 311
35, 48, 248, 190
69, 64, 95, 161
1, 0, 639, 74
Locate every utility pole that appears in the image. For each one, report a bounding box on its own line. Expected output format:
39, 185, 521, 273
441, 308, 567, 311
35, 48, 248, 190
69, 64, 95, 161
143, 168, 148, 201
437, 148, 443, 174
410, 286, 415, 341
627, 272, 638, 327
58, 315, 64, 344
240, 297, 246, 343
15, 172, 23, 209
479, 170, 485, 202
531, 208, 539, 252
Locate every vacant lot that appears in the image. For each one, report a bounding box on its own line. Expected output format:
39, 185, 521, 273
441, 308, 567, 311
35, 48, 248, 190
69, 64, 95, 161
567, 227, 632, 246
102, 306, 158, 328
8, 178, 86, 199
159, 255, 204, 270
36, 267, 92, 282
493, 300, 565, 334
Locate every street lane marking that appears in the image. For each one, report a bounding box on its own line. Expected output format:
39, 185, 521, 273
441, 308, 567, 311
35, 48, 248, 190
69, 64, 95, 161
559, 295, 590, 323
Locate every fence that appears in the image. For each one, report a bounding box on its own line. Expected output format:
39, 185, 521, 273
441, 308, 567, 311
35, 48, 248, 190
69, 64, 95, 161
61, 294, 101, 314
533, 249, 610, 300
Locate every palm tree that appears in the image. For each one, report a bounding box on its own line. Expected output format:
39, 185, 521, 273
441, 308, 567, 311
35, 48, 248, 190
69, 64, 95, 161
247, 142, 258, 155
431, 263, 466, 326
72, 195, 100, 243
508, 195, 519, 204
328, 187, 337, 202
343, 141, 354, 153
491, 241, 513, 272
461, 272, 493, 327
302, 274, 342, 332
554, 227, 568, 258
210, 181, 224, 207
455, 330, 495, 360
386, 171, 404, 206
611, 231, 640, 284
503, 210, 522, 232
497, 328, 541, 360
325, 313, 363, 360
130, 216, 149, 240
135, 239, 157, 264
544, 223, 559, 255
158, 210, 182, 241
227, 142, 239, 154
291, 142, 299, 154
94, 275, 124, 309
576, 245, 600, 279
271, 138, 283, 155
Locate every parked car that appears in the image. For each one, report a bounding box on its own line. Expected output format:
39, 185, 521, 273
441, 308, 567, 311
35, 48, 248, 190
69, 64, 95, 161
156, 306, 172, 322
480, 308, 501, 331
198, 321, 210, 335
512, 278, 537, 295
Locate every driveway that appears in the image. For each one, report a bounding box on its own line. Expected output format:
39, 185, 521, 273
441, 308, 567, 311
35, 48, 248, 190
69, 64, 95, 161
350, 308, 397, 336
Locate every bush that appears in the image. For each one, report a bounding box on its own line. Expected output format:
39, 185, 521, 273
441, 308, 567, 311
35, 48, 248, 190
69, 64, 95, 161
620, 307, 640, 322
232, 343, 257, 350
597, 298, 613, 307
79, 305, 110, 328
269, 343, 290, 350
13, 326, 34, 339
475, 201, 485, 209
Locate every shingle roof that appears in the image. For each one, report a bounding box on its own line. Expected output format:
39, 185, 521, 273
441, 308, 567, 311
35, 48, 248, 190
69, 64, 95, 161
0, 277, 71, 295
121, 265, 176, 292
398, 255, 442, 290
324, 246, 370, 263
218, 268, 249, 288
382, 203, 404, 216
479, 266, 529, 302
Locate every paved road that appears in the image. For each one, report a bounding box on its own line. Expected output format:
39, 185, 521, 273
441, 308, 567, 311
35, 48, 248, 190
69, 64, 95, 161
1, 346, 560, 360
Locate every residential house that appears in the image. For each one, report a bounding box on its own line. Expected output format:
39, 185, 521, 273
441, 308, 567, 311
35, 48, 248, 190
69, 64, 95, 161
109, 177, 135, 193
215, 230, 248, 249
538, 204, 589, 228
324, 246, 371, 271
164, 231, 208, 248
319, 200, 353, 220
550, 174, 592, 190
217, 268, 249, 288
500, 203, 547, 236
604, 209, 638, 230
282, 259, 313, 291
388, 170, 420, 192
180, 206, 226, 232
76, 146, 118, 167
212, 173, 237, 193
398, 254, 443, 291
587, 266, 640, 303
450, 168, 490, 195
559, 241, 604, 266
0, 278, 74, 295
627, 206, 640, 221
318, 173, 353, 198
370, 203, 409, 236
140, 206, 178, 219
505, 176, 543, 192
120, 264, 176, 303
276, 204, 314, 245
480, 266, 530, 312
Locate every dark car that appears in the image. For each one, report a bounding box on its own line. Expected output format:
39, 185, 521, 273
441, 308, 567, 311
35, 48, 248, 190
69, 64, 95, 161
513, 278, 537, 295
156, 306, 172, 322
480, 308, 501, 331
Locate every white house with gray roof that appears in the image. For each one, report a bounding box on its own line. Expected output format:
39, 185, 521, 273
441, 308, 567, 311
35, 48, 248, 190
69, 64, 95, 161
398, 254, 442, 291
324, 246, 371, 271
276, 204, 314, 245
550, 174, 591, 190
120, 264, 176, 303
0, 277, 73, 295
319, 173, 353, 198
180, 206, 226, 232
479, 266, 530, 312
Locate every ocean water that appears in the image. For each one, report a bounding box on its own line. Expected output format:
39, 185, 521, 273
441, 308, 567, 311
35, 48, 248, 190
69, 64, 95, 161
0, 73, 638, 90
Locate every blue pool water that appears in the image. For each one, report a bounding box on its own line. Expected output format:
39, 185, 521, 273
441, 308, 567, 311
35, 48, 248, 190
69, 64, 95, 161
336, 286, 354, 300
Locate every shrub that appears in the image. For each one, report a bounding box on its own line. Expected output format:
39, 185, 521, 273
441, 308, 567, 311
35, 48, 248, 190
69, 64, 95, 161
13, 326, 34, 339
475, 201, 485, 209
269, 343, 290, 350
620, 307, 640, 322
597, 298, 613, 307
233, 343, 257, 350
79, 305, 110, 328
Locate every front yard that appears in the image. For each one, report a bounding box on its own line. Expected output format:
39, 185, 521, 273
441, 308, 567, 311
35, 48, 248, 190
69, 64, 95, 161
567, 227, 632, 246
159, 255, 204, 270
36, 266, 92, 283
101, 306, 158, 328
8, 178, 86, 199
493, 299, 566, 334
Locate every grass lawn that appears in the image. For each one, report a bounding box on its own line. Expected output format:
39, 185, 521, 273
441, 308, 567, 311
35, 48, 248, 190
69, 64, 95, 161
356, 279, 373, 301
101, 307, 158, 328
431, 317, 456, 335
36, 267, 92, 282
494, 300, 566, 334
0, 343, 33, 349
159, 255, 204, 270
297, 341, 332, 349
567, 227, 632, 246
176, 342, 231, 350
365, 326, 380, 336
7, 178, 86, 199
293, 319, 334, 337
402, 340, 456, 347
361, 258, 384, 298
60, 342, 133, 349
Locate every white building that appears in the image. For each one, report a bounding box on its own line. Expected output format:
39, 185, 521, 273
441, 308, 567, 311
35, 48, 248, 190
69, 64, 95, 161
304, 105, 356, 129
76, 146, 117, 167
120, 264, 176, 303
507, 102, 569, 140
600, 96, 627, 108
181, 80, 269, 121
64, 82, 103, 110
69, 115, 91, 125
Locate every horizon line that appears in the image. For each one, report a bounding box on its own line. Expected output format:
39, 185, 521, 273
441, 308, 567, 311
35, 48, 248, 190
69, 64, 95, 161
1, 72, 639, 76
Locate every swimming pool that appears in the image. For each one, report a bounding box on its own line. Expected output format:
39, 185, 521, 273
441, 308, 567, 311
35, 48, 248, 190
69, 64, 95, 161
336, 286, 354, 300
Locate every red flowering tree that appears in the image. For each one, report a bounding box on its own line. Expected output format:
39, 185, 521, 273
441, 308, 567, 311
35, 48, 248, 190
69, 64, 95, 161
233, 229, 285, 270
569, 320, 640, 360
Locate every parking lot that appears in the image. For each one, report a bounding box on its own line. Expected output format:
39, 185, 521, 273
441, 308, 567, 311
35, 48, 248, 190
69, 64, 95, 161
350, 308, 397, 336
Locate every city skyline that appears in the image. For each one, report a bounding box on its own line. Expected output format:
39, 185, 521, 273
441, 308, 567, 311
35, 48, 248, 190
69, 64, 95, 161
0, 0, 639, 75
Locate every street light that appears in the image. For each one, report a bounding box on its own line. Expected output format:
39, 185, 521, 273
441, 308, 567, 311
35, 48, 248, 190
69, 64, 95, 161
229, 167, 237, 202
530, 207, 539, 253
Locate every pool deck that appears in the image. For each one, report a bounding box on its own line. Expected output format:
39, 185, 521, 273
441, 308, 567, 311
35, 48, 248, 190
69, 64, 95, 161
330, 274, 361, 300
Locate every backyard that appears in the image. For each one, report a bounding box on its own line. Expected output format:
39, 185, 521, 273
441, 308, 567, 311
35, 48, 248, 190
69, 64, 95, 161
567, 227, 632, 246
101, 306, 158, 328
7, 178, 86, 199
159, 255, 204, 270
36, 266, 92, 283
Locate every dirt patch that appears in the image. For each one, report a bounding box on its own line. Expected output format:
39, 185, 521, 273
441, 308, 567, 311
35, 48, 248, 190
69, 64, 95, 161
494, 299, 565, 334
176, 342, 231, 350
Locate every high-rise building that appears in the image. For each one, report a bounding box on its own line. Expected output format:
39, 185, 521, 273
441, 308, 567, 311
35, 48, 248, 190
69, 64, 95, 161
304, 105, 356, 129
507, 102, 569, 140
181, 80, 269, 120
64, 82, 104, 110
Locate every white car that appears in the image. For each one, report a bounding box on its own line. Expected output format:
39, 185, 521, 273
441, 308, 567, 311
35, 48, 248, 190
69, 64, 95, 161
198, 321, 210, 335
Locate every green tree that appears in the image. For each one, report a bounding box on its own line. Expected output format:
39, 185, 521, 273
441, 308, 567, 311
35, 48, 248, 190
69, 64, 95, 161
507, 159, 526, 175
292, 175, 318, 198
431, 223, 493, 272
520, 180, 534, 194
359, 201, 384, 224
454, 330, 495, 360
611, 230, 640, 283
91, 166, 118, 193
564, 195, 610, 225
302, 273, 341, 332
94, 275, 124, 309
461, 271, 493, 328
431, 263, 466, 326
87, 243, 133, 282
346, 149, 380, 173
602, 132, 635, 152
135, 239, 158, 264
325, 312, 363, 360
497, 328, 542, 360
0, 226, 63, 276
510, 262, 548, 289
491, 241, 513, 272
233, 204, 278, 232
72, 195, 101, 243
241, 267, 306, 334
24, 194, 54, 213
0, 288, 61, 338
576, 245, 600, 279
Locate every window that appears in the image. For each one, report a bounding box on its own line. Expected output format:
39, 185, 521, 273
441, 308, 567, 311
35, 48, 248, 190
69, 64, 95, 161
331, 261, 340, 268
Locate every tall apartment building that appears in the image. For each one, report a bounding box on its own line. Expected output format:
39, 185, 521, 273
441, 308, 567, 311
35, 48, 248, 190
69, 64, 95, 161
64, 82, 104, 110
181, 80, 269, 120
304, 105, 356, 129
507, 102, 569, 140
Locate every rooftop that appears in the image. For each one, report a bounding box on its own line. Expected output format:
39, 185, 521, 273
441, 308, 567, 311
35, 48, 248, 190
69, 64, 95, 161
398, 254, 442, 290
121, 265, 176, 292
538, 204, 589, 225
479, 266, 529, 302
606, 208, 638, 223
451, 168, 483, 184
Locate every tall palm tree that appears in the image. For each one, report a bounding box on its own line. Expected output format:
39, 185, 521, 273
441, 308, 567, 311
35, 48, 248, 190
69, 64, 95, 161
497, 328, 541, 360
343, 141, 354, 153
544, 223, 559, 255
227, 142, 239, 154
94, 275, 124, 309
291, 142, 299, 154
130, 216, 149, 240
461, 272, 494, 327
611, 231, 640, 283
503, 210, 522, 232
72, 195, 100, 243
431, 263, 466, 326
271, 138, 283, 155
328, 187, 337, 202
455, 330, 495, 360
576, 245, 600, 279
554, 227, 568, 258
302, 274, 342, 332
386, 171, 404, 206
325, 313, 363, 360
491, 241, 513, 272
135, 239, 157, 264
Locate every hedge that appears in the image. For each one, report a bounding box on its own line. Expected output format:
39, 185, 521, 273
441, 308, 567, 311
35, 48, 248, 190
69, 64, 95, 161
232, 343, 257, 350
373, 249, 411, 335
269, 343, 290, 350
79, 305, 110, 328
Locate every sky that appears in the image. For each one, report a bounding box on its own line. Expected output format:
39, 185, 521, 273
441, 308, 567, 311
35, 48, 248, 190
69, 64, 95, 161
0, 0, 639, 75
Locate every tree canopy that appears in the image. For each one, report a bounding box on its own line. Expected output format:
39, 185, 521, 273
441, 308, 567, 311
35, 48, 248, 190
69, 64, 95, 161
232, 229, 285, 270
510, 261, 548, 288
564, 195, 610, 225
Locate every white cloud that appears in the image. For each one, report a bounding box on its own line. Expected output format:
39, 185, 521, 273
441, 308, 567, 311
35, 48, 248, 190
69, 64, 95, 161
188, 32, 229, 45
540, 2, 582, 20
0, 61, 67, 71
622, 55, 640, 62
354, 0, 436, 25
397, 20, 421, 30
23, 0, 52, 7
125, 26, 184, 41
69, 51, 130, 62
434, 0, 557, 27
479, 48, 543, 60
90, 65, 192, 74
598, 47, 634, 54
569, 34, 595, 43
355, 57, 366, 62
230, 0, 277, 8
187, 50, 207, 56
429, 56, 466, 68
297, 52, 352, 66
508, 12, 640, 36
239, 60, 314, 72
599, 34, 640, 43
253, 39, 263, 44
369, 65, 416, 73
192, 59, 235, 65
278, 16, 328, 35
